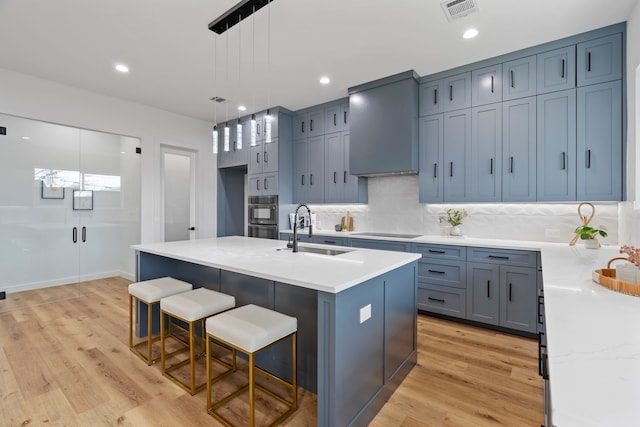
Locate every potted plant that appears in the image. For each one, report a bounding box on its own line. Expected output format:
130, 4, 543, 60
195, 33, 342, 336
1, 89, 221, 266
439, 208, 469, 236
574, 225, 607, 249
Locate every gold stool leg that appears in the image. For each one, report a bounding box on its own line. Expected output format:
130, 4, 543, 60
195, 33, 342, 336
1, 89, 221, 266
147, 300, 153, 365
206, 333, 212, 411
189, 320, 196, 395
292, 332, 298, 409
160, 309, 166, 372
129, 294, 134, 350
249, 352, 255, 427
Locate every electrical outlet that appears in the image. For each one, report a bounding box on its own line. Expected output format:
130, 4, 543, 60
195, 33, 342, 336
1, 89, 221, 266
359, 304, 371, 324
0, 291, 6, 300
0, 126, 6, 135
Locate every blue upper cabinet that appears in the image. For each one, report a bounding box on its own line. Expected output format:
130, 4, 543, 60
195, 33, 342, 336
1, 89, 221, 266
576, 80, 622, 201
537, 89, 577, 201
419, 80, 443, 116
443, 109, 472, 202
537, 46, 576, 94
470, 103, 502, 202
442, 73, 471, 112
502, 97, 536, 202
307, 108, 325, 137
472, 65, 502, 106
503, 56, 536, 101
419, 114, 444, 203
577, 34, 622, 87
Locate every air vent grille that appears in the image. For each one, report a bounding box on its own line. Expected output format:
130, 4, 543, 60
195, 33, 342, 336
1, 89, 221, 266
210, 96, 230, 104
441, 0, 479, 21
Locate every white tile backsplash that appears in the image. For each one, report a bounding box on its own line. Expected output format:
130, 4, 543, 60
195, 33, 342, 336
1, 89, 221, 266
307, 175, 621, 244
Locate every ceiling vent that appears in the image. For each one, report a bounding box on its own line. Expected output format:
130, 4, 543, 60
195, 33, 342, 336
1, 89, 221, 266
440, 0, 479, 21
210, 96, 230, 104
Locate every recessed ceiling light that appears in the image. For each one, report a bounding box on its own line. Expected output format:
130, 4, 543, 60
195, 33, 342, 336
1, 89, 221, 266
463, 28, 479, 39
319, 76, 331, 85
21, 136, 30, 140
238, 105, 247, 111
115, 64, 129, 73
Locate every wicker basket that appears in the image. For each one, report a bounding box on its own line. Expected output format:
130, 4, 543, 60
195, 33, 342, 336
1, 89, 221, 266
592, 257, 640, 297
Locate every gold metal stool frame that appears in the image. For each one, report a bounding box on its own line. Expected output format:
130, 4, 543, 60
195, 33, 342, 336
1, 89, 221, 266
160, 310, 235, 395
129, 295, 161, 365
206, 331, 298, 427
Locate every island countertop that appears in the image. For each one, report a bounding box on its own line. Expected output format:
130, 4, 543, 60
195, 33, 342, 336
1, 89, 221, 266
132, 236, 420, 294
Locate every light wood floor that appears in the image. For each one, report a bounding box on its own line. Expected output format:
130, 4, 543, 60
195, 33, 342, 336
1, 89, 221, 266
0, 278, 543, 426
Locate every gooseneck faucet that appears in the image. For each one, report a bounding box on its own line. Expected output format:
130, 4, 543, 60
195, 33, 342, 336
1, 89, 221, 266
292, 203, 312, 253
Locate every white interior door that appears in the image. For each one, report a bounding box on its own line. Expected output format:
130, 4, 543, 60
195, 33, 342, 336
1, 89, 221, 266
162, 147, 196, 242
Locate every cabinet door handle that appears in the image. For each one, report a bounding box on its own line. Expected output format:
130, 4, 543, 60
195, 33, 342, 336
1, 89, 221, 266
487, 280, 491, 298
72, 227, 78, 243
343, 171, 347, 183
257, 152, 260, 164
433, 163, 437, 178
561, 151, 566, 170
264, 151, 268, 164
490, 158, 493, 175
509, 283, 513, 301
428, 249, 446, 254
450, 161, 453, 177
587, 149, 591, 169
428, 269, 446, 275
301, 175, 305, 186
257, 122, 260, 136
310, 119, 314, 132
333, 113, 337, 126
82, 226, 86, 243
333, 171, 337, 184
488, 255, 510, 260
509, 156, 514, 174
256, 179, 260, 191
428, 297, 446, 303
449, 84, 453, 101
310, 174, 314, 186
510, 70, 514, 88
264, 178, 268, 190
344, 111, 347, 124
561, 59, 565, 78
434, 88, 438, 105
323, 240, 336, 245
587, 51, 591, 72
491, 75, 494, 93
301, 121, 305, 134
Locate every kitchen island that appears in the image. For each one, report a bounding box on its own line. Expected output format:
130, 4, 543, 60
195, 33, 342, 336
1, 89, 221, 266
132, 236, 420, 427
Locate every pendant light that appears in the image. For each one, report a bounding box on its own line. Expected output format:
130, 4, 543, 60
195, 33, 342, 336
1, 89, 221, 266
212, 25, 219, 154
250, 114, 257, 146
223, 23, 230, 153
264, 1, 272, 144
235, 13, 243, 150
224, 122, 230, 152
249, 4, 258, 147
212, 125, 218, 154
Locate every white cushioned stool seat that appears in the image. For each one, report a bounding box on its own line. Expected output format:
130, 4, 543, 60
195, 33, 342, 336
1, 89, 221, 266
129, 277, 192, 303
160, 287, 236, 395
205, 304, 297, 353
161, 287, 235, 321
128, 276, 193, 366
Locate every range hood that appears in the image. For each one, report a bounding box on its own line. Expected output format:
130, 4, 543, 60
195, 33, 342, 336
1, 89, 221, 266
348, 70, 419, 176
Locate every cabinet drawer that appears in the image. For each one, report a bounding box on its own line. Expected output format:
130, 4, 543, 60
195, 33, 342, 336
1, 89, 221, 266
467, 247, 537, 268
418, 284, 466, 319
418, 260, 466, 288
414, 244, 466, 260
349, 238, 412, 252
312, 236, 347, 246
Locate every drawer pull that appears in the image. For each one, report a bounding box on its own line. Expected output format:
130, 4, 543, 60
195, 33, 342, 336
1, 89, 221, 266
488, 255, 510, 260
428, 249, 446, 254
487, 280, 491, 298
428, 297, 446, 303
428, 269, 446, 275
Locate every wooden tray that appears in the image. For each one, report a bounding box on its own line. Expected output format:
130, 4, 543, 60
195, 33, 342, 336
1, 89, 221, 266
592, 268, 640, 297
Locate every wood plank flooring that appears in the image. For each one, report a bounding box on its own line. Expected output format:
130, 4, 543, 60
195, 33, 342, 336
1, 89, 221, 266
0, 278, 543, 426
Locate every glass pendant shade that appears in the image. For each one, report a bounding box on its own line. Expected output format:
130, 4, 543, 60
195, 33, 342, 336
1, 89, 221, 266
265, 110, 272, 143
250, 115, 257, 146
236, 122, 243, 149
224, 124, 230, 152
212, 126, 219, 154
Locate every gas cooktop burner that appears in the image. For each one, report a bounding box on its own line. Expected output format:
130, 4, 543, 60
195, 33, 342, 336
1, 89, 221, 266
352, 232, 422, 239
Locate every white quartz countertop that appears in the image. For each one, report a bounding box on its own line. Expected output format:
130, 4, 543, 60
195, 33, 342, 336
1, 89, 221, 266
540, 245, 640, 427
132, 236, 420, 294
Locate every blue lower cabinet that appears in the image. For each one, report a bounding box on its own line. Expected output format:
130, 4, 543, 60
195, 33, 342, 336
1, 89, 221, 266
312, 236, 347, 246
348, 238, 412, 252
418, 283, 466, 319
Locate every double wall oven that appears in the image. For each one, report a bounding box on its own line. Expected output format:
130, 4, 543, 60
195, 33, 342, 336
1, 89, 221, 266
247, 195, 278, 239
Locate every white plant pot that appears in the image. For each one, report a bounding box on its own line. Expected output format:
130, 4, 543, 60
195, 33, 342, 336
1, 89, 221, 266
584, 239, 600, 249
450, 225, 462, 236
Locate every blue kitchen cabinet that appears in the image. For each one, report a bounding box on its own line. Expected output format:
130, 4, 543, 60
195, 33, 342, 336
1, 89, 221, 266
292, 136, 325, 203
502, 97, 536, 202
470, 103, 502, 202
442, 72, 471, 111
312, 236, 347, 246
443, 109, 472, 202
577, 33, 622, 87
324, 102, 349, 134
247, 172, 278, 197
472, 64, 502, 106
577, 80, 622, 201
500, 265, 537, 333
536, 89, 577, 201
419, 80, 443, 116
537, 46, 576, 94
466, 262, 500, 326
418, 114, 444, 203
293, 113, 307, 140
293, 108, 323, 140
324, 132, 367, 203
218, 119, 249, 168
348, 238, 412, 252
292, 139, 307, 203
503, 55, 536, 101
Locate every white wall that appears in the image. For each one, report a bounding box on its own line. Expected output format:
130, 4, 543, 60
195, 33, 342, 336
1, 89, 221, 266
0, 67, 217, 244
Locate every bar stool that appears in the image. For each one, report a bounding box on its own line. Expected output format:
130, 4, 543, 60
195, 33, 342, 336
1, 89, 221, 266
128, 277, 193, 365
160, 287, 236, 395
205, 304, 298, 427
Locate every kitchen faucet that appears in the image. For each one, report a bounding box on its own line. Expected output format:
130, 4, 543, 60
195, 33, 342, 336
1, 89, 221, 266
291, 203, 312, 253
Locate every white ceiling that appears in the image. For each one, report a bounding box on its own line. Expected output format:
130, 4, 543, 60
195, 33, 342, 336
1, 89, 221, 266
0, 0, 637, 123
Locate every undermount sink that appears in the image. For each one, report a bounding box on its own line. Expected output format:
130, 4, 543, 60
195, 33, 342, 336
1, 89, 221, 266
352, 232, 422, 239
278, 246, 351, 256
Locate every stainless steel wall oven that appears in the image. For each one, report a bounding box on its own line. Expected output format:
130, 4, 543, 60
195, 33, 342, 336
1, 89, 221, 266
247, 195, 278, 239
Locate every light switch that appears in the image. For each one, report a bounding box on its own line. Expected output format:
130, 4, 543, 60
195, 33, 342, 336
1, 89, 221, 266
359, 304, 371, 324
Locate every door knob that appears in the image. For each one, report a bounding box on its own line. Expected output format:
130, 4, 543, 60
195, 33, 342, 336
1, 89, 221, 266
188, 227, 196, 231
